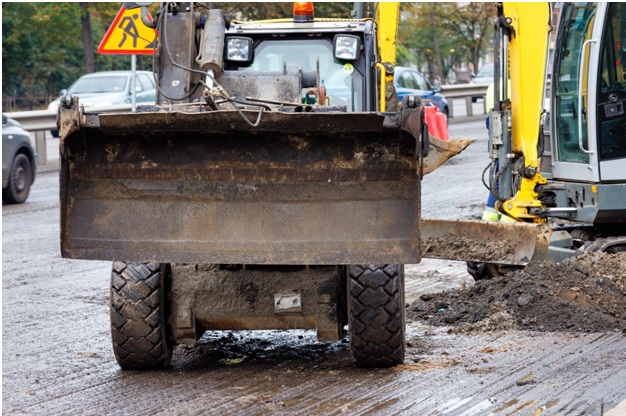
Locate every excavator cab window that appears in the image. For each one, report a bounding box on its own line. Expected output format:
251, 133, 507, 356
597, 2, 626, 162
553, 2, 596, 164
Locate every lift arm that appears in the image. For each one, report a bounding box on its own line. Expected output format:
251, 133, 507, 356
375, 3, 399, 111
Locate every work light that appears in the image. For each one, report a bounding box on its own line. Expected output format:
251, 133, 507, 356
225, 37, 253, 63
334, 35, 361, 61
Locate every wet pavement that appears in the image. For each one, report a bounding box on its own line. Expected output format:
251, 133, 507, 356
3, 118, 625, 415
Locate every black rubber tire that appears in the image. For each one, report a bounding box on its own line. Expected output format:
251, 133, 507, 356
348, 264, 405, 368
110, 262, 173, 370
3, 153, 32, 204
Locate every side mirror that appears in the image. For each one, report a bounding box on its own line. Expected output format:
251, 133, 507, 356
433, 85, 442, 93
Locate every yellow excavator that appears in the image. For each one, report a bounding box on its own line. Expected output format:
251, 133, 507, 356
468, 2, 626, 279
57, 2, 553, 370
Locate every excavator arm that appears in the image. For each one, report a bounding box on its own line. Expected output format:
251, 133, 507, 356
372, 2, 552, 265
491, 3, 552, 222
375, 3, 399, 111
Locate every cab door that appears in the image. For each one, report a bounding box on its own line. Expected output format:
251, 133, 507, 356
596, 2, 626, 181
551, 2, 602, 182
552, 3, 626, 183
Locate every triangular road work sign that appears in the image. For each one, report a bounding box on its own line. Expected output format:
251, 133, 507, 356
98, 7, 157, 55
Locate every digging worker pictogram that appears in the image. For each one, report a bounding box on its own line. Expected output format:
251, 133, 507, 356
117, 13, 151, 49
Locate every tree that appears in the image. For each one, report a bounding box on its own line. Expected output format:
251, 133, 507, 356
2, 3, 84, 101
80, 2, 95, 73
2, 2, 137, 108
440, 2, 497, 74
397, 2, 496, 83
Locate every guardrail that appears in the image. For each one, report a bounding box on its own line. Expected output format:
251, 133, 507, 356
440, 84, 488, 118
5, 85, 486, 167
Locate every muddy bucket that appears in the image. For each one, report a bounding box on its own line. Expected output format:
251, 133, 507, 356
59, 102, 423, 265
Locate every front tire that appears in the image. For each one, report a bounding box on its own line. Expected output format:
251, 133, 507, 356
3, 153, 32, 204
110, 262, 173, 370
348, 264, 405, 368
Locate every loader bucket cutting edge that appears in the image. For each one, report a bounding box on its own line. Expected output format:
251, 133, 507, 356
60, 108, 423, 265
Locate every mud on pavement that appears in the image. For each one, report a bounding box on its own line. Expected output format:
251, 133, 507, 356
410, 252, 626, 333
5, 123, 626, 416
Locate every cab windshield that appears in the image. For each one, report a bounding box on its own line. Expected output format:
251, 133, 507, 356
243, 38, 363, 112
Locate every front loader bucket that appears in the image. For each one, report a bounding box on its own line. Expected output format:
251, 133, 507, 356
59, 101, 422, 265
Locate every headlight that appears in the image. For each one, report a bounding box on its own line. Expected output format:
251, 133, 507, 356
225, 37, 253, 63
334, 35, 361, 61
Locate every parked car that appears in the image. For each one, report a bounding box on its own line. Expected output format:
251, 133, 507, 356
394, 66, 449, 120
3, 114, 37, 204
48, 70, 157, 112
470, 63, 494, 102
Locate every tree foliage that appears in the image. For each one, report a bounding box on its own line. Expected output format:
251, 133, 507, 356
397, 2, 496, 83
2, 1, 360, 106
2, 2, 140, 101
2, 1, 493, 109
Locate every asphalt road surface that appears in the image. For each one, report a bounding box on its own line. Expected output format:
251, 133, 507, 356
3, 117, 625, 415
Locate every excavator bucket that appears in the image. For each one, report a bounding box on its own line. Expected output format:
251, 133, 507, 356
421, 218, 552, 265
59, 100, 423, 265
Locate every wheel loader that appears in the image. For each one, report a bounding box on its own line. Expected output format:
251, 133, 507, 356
469, 2, 626, 279
58, 2, 550, 369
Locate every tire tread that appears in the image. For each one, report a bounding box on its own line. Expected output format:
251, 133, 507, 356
348, 264, 405, 368
110, 262, 172, 370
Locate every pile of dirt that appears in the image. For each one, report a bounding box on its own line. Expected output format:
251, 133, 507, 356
409, 252, 626, 333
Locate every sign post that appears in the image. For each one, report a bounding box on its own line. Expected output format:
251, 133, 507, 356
131, 55, 137, 111
98, 6, 157, 111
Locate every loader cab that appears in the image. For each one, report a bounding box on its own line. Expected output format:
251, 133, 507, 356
551, 2, 626, 183
222, 20, 378, 112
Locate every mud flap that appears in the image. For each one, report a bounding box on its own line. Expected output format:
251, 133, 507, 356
60, 102, 423, 265
421, 218, 552, 265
